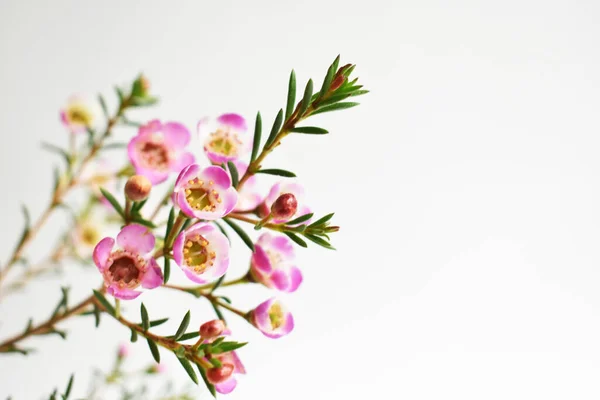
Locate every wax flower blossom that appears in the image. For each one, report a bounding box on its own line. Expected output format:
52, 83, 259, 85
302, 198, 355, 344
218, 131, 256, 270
203, 328, 246, 394
262, 182, 311, 224
71, 216, 104, 259
231, 160, 264, 212
198, 113, 251, 164
173, 222, 230, 284
128, 120, 195, 184
93, 224, 163, 299
250, 298, 294, 339
60, 95, 102, 133
250, 233, 302, 293
173, 164, 237, 220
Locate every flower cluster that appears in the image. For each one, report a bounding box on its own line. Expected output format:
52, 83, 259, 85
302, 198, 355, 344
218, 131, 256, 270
1, 57, 364, 399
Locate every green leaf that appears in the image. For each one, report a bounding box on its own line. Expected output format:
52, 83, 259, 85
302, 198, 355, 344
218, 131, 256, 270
98, 94, 109, 118
147, 338, 160, 363
174, 311, 191, 341
312, 101, 359, 115
213, 221, 230, 243
41, 142, 71, 166
174, 331, 200, 341
227, 161, 239, 188
265, 109, 284, 147
291, 126, 329, 135
101, 142, 127, 151
209, 358, 222, 368
332, 54, 341, 73
131, 199, 148, 215
92, 290, 115, 316
62, 374, 74, 399
136, 318, 170, 328
218, 295, 232, 304
177, 356, 199, 384
93, 304, 101, 327
319, 64, 335, 98
308, 213, 334, 228
250, 112, 262, 163
165, 207, 175, 239
211, 341, 248, 354
255, 168, 296, 177
115, 86, 125, 103
163, 257, 171, 284
286, 213, 314, 225
283, 232, 307, 248
299, 79, 314, 116
141, 303, 149, 331
99, 188, 125, 219
210, 301, 226, 322
130, 216, 156, 228
197, 364, 217, 397
222, 218, 254, 251
130, 328, 138, 342
130, 96, 158, 107
285, 70, 296, 120
210, 274, 226, 293
305, 234, 335, 249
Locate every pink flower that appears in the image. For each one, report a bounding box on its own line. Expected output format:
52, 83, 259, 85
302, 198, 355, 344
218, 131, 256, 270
197, 114, 250, 164
60, 94, 102, 133
231, 161, 264, 212
173, 164, 237, 220
118, 343, 129, 358
173, 223, 230, 284
261, 182, 311, 224
93, 224, 163, 300
250, 233, 302, 293
250, 298, 294, 339
213, 350, 246, 394
127, 120, 195, 185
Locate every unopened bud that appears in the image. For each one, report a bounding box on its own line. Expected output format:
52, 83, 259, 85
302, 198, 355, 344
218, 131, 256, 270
117, 343, 129, 359
125, 175, 152, 201
206, 363, 234, 384
199, 319, 225, 339
132, 74, 151, 98
145, 363, 167, 374
271, 193, 297, 220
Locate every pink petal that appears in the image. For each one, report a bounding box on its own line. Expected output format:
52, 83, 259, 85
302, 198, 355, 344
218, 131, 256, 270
116, 224, 155, 254
287, 267, 303, 293
175, 191, 199, 219
204, 148, 234, 164
217, 113, 247, 132
93, 237, 115, 271
215, 377, 237, 394
230, 351, 246, 374
221, 187, 239, 216
171, 151, 195, 172
107, 285, 142, 300
174, 164, 200, 190
162, 122, 191, 149
270, 270, 291, 291
200, 166, 232, 189
141, 258, 163, 289
138, 119, 162, 136
252, 245, 272, 274
172, 230, 185, 266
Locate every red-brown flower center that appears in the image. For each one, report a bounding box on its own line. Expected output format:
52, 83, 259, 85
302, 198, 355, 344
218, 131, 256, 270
109, 256, 140, 284
139, 139, 169, 170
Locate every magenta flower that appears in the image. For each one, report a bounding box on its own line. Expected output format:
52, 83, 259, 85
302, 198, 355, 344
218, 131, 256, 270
60, 94, 102, 133
173, 223, 230, 284
93, 224, 163, 300
213, 349, 246, 394
250, 298, 294, 339
197, 114, 250, 164
231, 161, 264, 212
250, 233, 302, 293
173, 164, 238, 220
262, 182, 311, 224
127, 120, 195, 185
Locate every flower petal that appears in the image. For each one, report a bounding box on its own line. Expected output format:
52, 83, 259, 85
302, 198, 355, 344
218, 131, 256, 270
174, 163, 200, 190
93, 237, 115, 271
171, 151, 195, 172
217, 113, 247, 132
141, 258, 164, 289
270, 270, 291, 291
107, 285, 142, 300
162, 122, 191, 149
215, 377, 237, 394
200, 166, 232, 189
116, 224, 155, 254
287, 267, 303, 293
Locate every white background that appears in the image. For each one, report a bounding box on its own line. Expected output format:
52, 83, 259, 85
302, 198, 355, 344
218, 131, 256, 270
1, 0, 600, 399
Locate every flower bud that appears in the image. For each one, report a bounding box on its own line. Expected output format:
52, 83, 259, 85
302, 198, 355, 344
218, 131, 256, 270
206, 363, 235, 384
131, 74, 151, 98
117, 343, 129, 359
199, 319, 226, 339
125, 175, 152, 201
145, 363, 166, 374
270, 193, 297, 220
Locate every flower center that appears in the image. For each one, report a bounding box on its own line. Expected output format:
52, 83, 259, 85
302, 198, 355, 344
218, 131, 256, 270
67, 105, 93, 126
139, 137, 170, 171
207, 129, 240, 156
80, 225, 100, 247
266, 250, 283, 268
184, 178, 222, 212
107, 253, 143, 288
183, 234, 216, 273
268, 303, 284, 330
